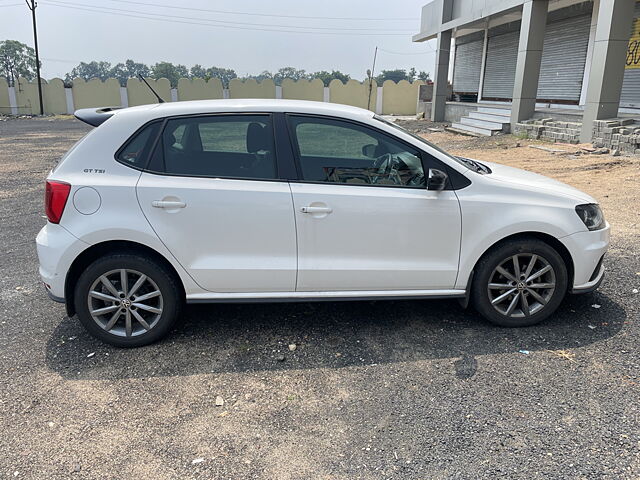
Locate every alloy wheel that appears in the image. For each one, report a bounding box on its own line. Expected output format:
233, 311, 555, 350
487, 254, 556, 318
87, 269, 164, 337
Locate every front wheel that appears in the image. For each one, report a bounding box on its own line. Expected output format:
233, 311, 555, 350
74, 253, 182, 347
471, 239, 568, 327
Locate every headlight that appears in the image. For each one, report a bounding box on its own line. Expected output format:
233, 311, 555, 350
575, 204, 605, 231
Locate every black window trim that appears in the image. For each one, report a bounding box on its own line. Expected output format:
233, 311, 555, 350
115, 112, 293, 184
283, 112, 461, 191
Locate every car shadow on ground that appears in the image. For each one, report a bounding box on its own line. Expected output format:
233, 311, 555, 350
45, 290, 626, 381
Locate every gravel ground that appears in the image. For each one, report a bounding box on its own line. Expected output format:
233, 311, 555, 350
0, 117, 639, 480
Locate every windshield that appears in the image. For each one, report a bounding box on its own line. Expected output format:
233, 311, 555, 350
373, 115, 491, 174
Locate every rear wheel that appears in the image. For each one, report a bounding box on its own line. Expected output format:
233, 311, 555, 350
74, 253, 182, 347
471, 239, 568, 327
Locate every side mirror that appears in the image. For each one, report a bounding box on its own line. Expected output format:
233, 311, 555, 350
362, 144, 377, 158
427, 168, 448, 191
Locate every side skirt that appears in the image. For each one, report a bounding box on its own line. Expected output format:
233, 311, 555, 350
186, 290, 467, 304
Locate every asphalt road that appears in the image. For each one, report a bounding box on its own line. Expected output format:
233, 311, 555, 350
0, 117, 638, 479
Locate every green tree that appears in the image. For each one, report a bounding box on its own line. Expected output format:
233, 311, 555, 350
273, 67, 308, 85
408, 67, 417, 82
189, 64, 207, 79
151, 61, 189, 87
375, 69, 409, 84
310, 70, 351, 86
0, 40, 38, 86
206, 67, 237, 87
189, 65, 237, 87
65, 61, 112, 84
110, 59, 150, 86
245, 70, 274, 82
417, 71, 431, 82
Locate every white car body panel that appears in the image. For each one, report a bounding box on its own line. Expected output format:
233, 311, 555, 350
453, 176, 602, 290
36, 99, 609, 307
560, 227, 610, 288
290, 182, 461, 291
44, 149, 205, 299
36, 223, 89, 299
136, 174, 297, 293
480, 161, 595, 203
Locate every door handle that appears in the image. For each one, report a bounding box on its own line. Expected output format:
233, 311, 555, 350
301, 205, 332, 214
152, 200, 186, 209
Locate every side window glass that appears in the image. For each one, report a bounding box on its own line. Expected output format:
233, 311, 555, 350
158, 115, 276, 179
170, 124, 187, 150
116, 122, 161, 169
289, 116, 425, 187
198, 122, 250, 153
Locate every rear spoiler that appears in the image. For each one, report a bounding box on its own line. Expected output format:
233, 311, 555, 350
74, 106, 124, 127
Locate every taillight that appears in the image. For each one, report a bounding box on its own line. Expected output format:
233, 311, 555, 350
45, 180, 71, 224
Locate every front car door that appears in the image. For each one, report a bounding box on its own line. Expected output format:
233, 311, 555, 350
286, 114, 462, 292
136, 113, 297, 293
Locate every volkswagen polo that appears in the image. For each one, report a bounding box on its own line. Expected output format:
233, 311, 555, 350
36, 99, 609, 347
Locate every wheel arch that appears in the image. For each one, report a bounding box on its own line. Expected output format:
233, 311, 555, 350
64, 240, 186, 317
467, 231, 574, 292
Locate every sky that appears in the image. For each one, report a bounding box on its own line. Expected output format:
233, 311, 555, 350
0, 0, 437, 80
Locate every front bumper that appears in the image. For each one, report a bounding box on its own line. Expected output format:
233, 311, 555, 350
36, 223, 89, 301
46, 289, 66, 303
560, 223, 610, 292
570, 267, 604, 294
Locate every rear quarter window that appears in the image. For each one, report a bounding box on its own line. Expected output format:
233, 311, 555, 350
116, 122, 162, 169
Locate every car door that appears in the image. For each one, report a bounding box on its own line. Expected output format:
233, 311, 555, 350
286, 114, 462, 292
136, 113, 297, 293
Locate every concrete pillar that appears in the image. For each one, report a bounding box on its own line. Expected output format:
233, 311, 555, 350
64, 88, 74, 114
448, 35, 457, 90
431, 29, 452, 122
580, 0, 635, 142
8, 86, 18, 115
510, 0, 549, 128
375, 86, 383, 115
477, 26, 489, 102
579, 0, 600, 106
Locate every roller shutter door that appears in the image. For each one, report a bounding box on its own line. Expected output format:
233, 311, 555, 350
482, 30, 519, 100
537, 14, 591, 102
621, 2, 640, 107
453, 34, 483, 93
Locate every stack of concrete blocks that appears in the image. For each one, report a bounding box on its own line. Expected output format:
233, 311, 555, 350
591, 119, 640, 154
513, 120, 545, 139
513, 119, 583, 143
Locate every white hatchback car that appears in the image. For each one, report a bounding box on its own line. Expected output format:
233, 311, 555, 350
36, 99, 609, 347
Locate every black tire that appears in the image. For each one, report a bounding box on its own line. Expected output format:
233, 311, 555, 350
74, 253, 183, 347
471, 239, 568, 327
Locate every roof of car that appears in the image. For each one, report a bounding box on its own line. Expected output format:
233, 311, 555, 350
120, 99, 376, 122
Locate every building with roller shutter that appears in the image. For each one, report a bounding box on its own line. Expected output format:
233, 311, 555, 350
413, 0, 638, 143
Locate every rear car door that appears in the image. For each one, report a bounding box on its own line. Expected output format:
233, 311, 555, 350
136, 114, 297, 293
286, 114, 462, 292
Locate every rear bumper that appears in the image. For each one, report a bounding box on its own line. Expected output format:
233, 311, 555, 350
560, 223, 610, 292
36, 223, 89, 301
